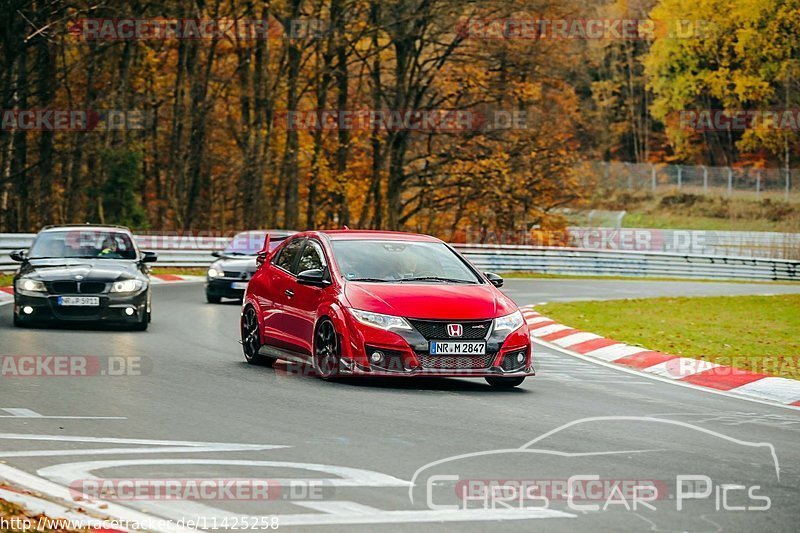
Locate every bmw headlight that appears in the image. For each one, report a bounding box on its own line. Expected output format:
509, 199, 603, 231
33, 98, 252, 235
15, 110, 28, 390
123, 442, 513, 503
207, 266, 223, 278
494, 310, 525, 333
16, 278, 46, 292
111, 279, 144, 293
349, 309, 412, 331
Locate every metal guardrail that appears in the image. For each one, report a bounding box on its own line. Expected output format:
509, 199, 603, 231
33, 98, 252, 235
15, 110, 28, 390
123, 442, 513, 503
1, 233, 798, 281
452, 245, 799, 282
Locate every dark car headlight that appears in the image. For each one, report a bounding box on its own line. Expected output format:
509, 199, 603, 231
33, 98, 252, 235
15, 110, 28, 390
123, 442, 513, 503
110, 279, 144, 293
16, 278, 46, 292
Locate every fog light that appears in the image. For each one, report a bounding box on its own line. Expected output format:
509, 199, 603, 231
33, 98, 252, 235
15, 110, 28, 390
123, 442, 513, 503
370, 351, 384, 363
23, 306, 33, 315
124, 307, 135, 316
516, 352, 525, 364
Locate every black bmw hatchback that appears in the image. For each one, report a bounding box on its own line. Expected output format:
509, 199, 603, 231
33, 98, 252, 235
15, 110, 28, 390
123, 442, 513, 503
10, 225, 157, 330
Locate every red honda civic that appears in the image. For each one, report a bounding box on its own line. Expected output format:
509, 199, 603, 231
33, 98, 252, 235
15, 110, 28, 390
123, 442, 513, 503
240, 230, 534, 388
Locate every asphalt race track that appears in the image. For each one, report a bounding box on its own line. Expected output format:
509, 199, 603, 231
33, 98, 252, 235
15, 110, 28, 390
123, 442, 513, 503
1, 280, 799, 532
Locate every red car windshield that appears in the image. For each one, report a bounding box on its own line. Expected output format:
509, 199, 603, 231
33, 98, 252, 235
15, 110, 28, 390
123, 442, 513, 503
331, 240, 480, 284
29, 230, 138, 260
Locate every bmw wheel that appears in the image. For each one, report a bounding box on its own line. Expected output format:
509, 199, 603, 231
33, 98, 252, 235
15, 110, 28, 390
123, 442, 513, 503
206, 292, 222, 304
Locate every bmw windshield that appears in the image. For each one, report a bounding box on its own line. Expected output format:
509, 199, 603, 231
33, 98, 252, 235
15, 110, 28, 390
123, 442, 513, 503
28, 230, 138, 260
331, 240, 481, 284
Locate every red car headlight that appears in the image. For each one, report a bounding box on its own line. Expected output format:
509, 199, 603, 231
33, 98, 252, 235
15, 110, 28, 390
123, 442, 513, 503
349, 308, 412, 331
493, 310, 525, 334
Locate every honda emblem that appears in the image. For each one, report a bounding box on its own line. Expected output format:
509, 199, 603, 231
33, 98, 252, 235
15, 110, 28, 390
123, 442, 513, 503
447, 323, 463, 337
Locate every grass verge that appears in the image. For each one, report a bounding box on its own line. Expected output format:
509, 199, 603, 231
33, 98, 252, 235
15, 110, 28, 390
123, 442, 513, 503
536, 294, 800, 380
584, 190, 800, 232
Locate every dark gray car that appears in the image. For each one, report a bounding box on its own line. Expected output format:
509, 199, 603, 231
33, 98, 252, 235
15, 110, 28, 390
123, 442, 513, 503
10, 225, 157, 330
205, 230, 295, 303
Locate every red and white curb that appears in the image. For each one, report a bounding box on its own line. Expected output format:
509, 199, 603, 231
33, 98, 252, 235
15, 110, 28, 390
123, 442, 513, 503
523, 305, 800, 409
0, 275, 204, 307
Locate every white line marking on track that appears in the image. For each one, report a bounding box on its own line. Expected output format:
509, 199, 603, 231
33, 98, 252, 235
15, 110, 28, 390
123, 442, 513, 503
0, 433, 285, 448
0, 408, 126, 420
1, 408, 43, 417
277, 504, 574, 526
38, 459, 412, 489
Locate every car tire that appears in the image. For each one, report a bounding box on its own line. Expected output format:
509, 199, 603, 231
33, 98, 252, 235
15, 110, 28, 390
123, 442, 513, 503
206, 292, 222, 304
313, 318, 340, 380
485, 376, 525, 388
131, 311, 149, 331
12, 312, 26, 328
242, 306, 273, 366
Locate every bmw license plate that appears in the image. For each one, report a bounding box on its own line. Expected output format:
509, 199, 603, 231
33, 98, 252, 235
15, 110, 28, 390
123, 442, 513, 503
430, 341, 486, 355
57, 296, 100, 307
231, 281, 249, 290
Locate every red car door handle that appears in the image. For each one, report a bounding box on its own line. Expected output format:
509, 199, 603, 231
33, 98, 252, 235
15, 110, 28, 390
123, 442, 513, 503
285, 289, 294, 298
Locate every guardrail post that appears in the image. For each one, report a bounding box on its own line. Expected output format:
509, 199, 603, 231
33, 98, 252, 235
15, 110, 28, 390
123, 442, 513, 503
702, 166, 708, 193
677, 165, 682, 190
651, 164, 657, 192
756, 170, 761, 199
625, 162, 633, 189
786, 168, 791, 202
727, 167, 733, 196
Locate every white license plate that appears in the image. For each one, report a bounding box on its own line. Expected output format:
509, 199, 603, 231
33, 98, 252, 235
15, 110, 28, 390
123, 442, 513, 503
231, 281, 249, 290
57, 296, 100, 307
429, 341, 486, 355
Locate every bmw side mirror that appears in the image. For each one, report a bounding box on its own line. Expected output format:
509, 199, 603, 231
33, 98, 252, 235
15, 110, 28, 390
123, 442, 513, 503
211, 250, 222, 258
9, 250, 27, 262
256, 253, 267, 267
297, 268, 329, 286
141, 251, 158, 263
485, 272, 504, 288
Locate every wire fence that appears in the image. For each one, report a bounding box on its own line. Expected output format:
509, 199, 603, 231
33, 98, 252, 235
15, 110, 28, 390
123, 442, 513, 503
581, 161, 798, 201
